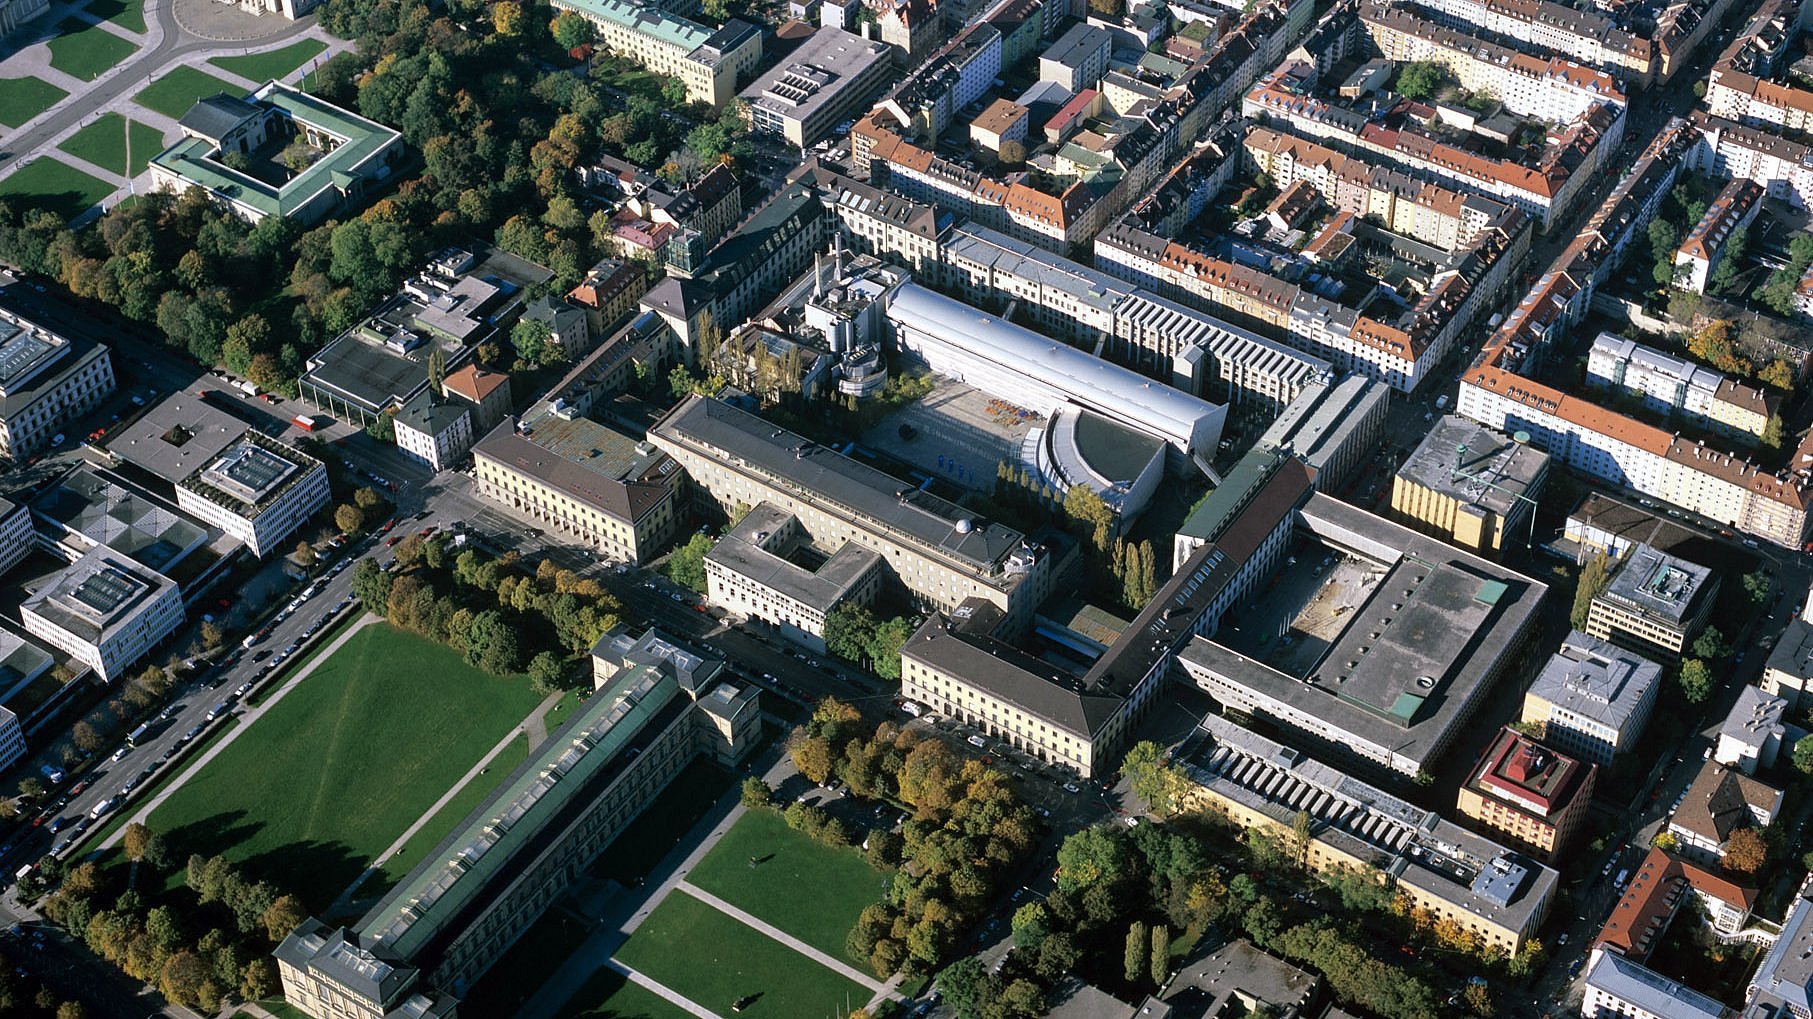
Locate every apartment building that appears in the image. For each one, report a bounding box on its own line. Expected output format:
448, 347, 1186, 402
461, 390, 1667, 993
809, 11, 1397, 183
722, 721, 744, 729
1586, 333, 1773, 443
0, 307, 115, 462
1749, 879, 1813, 1016
441, 364, 513, 434
1705, 0, 1813, 135
1585, 543, 1719, 656
1674, 179, 1763, 294
800, 161, 952, 274
741, 27, 894, 147
1179, 714, 1557, 954
704, 502, 885, 654
1763, 599, 1813, 712
567, 258, 650, 337
650, 394, 1061, 631
1457, 727, 1595, 857
550, 0, 762, 106
393, 391, 474, 473
1582, 950, 1731, 1019
1038, 23, 1112, 91
1599, 848, 1756, 960
21, 545, 183, 683
1403, 0, 1654, 82
1665, 761, 1782, 866
1714, 685, 1787, 776
1692, 113, 1813, 212
1521, 631, 1661, 765
471, 412, 681, 565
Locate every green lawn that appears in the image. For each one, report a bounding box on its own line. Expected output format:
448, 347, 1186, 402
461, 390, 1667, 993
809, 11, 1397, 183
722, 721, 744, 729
85, 0, 145, 33
46, 19, 137, 81
134, 66, 242, 119
617, 891, 872, 1019
147, 624, 545, 911
369, 732, 530, 893
209, 39, 327, 82
0, 158, 114, 219
686, 807, 890, 959
557, 967, 695, 1019
0, 77, 67, 128
591, 759, 732, 884
57, 114, 165, 177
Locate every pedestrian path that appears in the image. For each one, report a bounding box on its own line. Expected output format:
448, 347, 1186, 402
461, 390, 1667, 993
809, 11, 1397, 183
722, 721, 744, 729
674, 882, 886, 993
613, 961, 722, 1019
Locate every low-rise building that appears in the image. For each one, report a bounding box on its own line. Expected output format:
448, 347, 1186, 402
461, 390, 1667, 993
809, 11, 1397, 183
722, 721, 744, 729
1149, 939, 1318, 1017
1597, 847, 1756, 959
550, 0, 762, 106
1585, 543, 1720, 655
742, 26, 894, 146
520, 297, 591, 363
1666, 761, 1783, 866
970, 98, 1030, 153
392, 391, 473, 473
150, 82, 406, 225
1039, 23, 1112, 91
1764, 596, 1813, 712
1582, 949, 1732, 1019
567, 258, 649, 337
21, 544, 183, 682
1715, 685, 1788, 775
704, 502, 885, 653
1391, 416, 1549, 555
1457, 727, 1595, 857
0, 306, 115, 462
1564, 493, 1712, 565
1179, 713, 1557, 954
1521, 631, 1661, 765
441, 363, 513, 434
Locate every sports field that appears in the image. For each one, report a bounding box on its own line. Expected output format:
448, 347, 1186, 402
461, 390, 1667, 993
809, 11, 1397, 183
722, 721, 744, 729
0, 77, 67, 128
134, 66, 242, 119
147, 623, 545, 909
616, 891, 872, 1019
687, 806, 891, 958
210, 39, 326, 82
58, 114, 165, 177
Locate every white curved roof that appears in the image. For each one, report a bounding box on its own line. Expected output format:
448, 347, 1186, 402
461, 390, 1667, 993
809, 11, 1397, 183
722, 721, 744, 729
887, 284, 1221, 447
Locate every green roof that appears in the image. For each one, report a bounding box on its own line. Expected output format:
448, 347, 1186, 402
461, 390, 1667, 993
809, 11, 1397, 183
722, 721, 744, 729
552, 0, 713, 52
150, 80, 403, 219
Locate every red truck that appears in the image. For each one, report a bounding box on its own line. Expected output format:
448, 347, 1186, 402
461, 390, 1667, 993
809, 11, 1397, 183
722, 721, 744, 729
291, 414, 327, 432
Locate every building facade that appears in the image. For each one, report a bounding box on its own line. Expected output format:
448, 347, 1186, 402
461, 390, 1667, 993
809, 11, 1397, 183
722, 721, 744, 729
173, 433, 331, 559
1456, 727, 1595, 857
0, 308, 116, 462
550, 0, 762, 106
20, 545, 183, 683
704, 502, 886, 653
1584, 544, 1719, 655
1521, 631, 1661, 765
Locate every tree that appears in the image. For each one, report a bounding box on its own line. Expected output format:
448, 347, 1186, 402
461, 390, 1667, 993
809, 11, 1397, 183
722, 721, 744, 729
1679, 659, 1712, 704
351, 559, 393, 614
1124, 920, 1149, 983
1649, 218, 1681, 287
791, 734, 836, 785
261, 895, 307, 942
1086, 0, 1123, 15
1056, 827, 1130, 892
1761, 359, 1796, 390
1396, 61, 1444, 100
740, 776, 772, 809
1765, 414, 1787, 452
550, 9, 595, 49
293, 540, 317, 567
1725, 827, 1767, 874
510, 317, 549, 365
527, 651, 564, 695
1744, 570, 1772, 606
57, 1003, 87, 1019
1794, 735, 1813, 774
868, 617, 914, 681
1692, 626, 1726, 661
663, 533, 714, 592
199, 620, 224, 650
1571, 553, 1611, 629
823, 604, 877, 663
335, 503, 365, 536
1011, 902, 1050, 950
122, 823, 154, 864
1150, 923, 1170, 987
939, 956, 988, 1019
1124, 741, 1186, 816
72, 721, 102, 753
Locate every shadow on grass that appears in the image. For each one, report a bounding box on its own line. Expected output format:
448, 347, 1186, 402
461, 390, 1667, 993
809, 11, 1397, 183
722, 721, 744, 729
557, 967, 682, 1019
164, 810, 366, 914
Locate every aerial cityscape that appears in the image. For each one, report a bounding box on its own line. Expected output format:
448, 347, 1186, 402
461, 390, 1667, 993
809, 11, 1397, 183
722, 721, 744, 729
0, 0, 1810, 1012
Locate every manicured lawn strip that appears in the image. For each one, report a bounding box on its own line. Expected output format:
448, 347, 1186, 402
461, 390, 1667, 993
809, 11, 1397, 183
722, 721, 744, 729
686, 806, 890, 959
147, 624, 544, 911
85, 0, 146, 33
247, 609, 364, 707
0, 77, 68, 128
617, 890, 870, 1019
557, 966, 694, 1019
370, 732, 530, 891
590, 758, 732, 883
46, 20, 136, 81
0, 158, 113, 220
57, 113, 165, 177
464, 908, 592, 1016
134, 66, 242, 119
209, 39, 326, 82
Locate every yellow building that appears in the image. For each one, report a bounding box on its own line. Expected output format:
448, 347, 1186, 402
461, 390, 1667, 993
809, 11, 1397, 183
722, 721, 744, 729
550, 0, 762, 107
1390, 416, 1549, 554
1584, 543, 1718, 655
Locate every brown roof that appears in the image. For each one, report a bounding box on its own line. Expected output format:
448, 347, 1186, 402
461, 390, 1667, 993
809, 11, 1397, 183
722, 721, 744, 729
443, 363, 509, 403
1595, 847, 1756, 960
1671, 763, 1782, 844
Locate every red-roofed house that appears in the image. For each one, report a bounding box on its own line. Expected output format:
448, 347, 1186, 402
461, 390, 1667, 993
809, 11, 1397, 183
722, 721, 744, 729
1596, 847, 1757, 960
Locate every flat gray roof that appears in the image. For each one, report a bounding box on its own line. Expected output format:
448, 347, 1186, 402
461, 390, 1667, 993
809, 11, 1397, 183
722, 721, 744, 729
1583, 951, 1725, 1018
1526, 631, 1662, 732
21, 544, 175, 644
1600, 543, 1716, 626
107, 393, 250, 483
742, 26, 890, 129
1398, 415, 1548, 517
705, 502, 882, 611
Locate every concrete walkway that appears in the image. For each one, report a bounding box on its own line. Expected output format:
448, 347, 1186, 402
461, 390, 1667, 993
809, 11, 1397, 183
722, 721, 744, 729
100, 613, 382, 851
675, 883, 887, 994
610, 960, 722, 1019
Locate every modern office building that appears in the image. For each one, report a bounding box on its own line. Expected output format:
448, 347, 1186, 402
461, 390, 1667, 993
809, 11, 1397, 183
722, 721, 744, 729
277, 629, 761, 1018
704, 502, 885, 654
150, 82, 406, 225
741, 27, 894, 147
1666, 762, 1783, 867
1521, 631, 1662, 765
1177, 714, 1557, 954
0, 496, 34, 579
549, 0, 762, 106
1582, 949, 1731, 1019
393, 391, 474, 472
20, 544, 183, 682
0, 306, 115, 462
1391, 417, 1550, 555
1585, 543, 1720, 655
649, 394, 1062, 630
1715, 685, 1788, 776
471, 410, 681, 566
1456, 727, 1596, 858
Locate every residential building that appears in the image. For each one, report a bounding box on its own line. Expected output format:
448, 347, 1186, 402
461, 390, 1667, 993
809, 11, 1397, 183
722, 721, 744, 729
1598, 848, 1757, 959
520, 296, 592, 362
1763, 597, 1813, 712
1666, 761, 1783, 865
21, 544, 183, 683
567, 258, 649, 337
277, 630, 760, 1019
550, 0, 762, 106
392, 391, 473, 472
1179, 713, 1557, 954
799, 161, 953, 274
1715, 685, 1788, 775
1179, 494, 1546, 780
1522, 631, 1662, 765
1585, 544, 1720, 656
1396, 0, 1654, 82
1586, 333, 1773, 443
1391, 416, 1549, 554
1038, 23, 1111, 91
1675, 179, 1763, 294
0, 306, 115, 462
150, 82, 406, 225
1691, 114, 1813, 214
1582, 950, 1732, 1019
441, 364, 513, 434
1749, 877, 1813, 1016
1457, 727, 1595, 857
471, 410, 680, 566
649, 394, 1062, 630
704, 502, 886, 653
0, 496, 32, 579
970, 98, 1029, 153
742, 27, 894, 146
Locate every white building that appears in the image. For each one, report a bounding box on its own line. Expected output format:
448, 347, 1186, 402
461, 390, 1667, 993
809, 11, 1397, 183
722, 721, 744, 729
1521, 631, 1661, 765
1039, 23, 1112, 92
1585, 332, 1772, 442
393, 391, 474, 473
0, 307, 116, 462
1582, 949, 1729, 1019
1674, 178, 1763, 294
175, 434, 331, 559
0, 496, 34, 580
742, 27, 894, 147
21, 545, 183, 683
1715, 685, 1787, 775
1693, 114, 1813, 211
703, 502, 885, 654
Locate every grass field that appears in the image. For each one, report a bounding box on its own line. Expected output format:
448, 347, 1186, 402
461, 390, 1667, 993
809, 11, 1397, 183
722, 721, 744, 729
0, 158, 113, 219
134, 66, 242, 119
557, 967, 694, 1019
57, 114, 165, 177
591, 759, 732, 884
85, 0, 146, 33
209, 39, 327, 82
0, 77, 68, 128
686, 807, 890, 959
369, 732, 530, 894
147, 623, 545, 910
46, 19, 137, 81
617, 891, 872, 1019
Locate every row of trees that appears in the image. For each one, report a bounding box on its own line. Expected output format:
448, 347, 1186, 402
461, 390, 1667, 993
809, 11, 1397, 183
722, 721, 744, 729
822, 605, 915, 681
